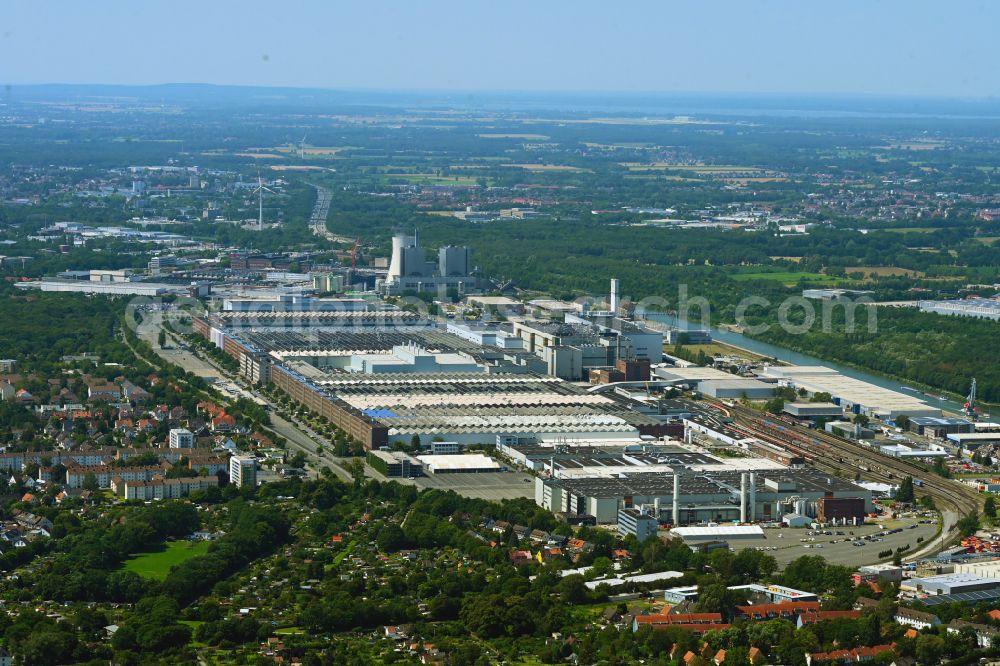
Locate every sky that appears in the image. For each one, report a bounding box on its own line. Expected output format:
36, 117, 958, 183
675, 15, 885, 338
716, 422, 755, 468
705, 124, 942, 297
3, 1, 999, 98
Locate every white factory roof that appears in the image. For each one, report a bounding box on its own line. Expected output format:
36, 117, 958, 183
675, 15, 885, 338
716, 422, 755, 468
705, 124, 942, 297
655, 367, 735, 382
341, 393, 614, 410
947, 432, 1000, 441
670, 525, 765, 540
760, 365, 940, 418
584, 570, 684, 590
907, 572, 994, 586
416, 454, 501, 471
955, 559, 1000, 579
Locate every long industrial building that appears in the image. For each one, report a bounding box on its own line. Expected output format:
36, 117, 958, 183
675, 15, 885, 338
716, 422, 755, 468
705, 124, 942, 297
292, 370, 675, 446
760, 366, 941, 419
535, 468, 872, 525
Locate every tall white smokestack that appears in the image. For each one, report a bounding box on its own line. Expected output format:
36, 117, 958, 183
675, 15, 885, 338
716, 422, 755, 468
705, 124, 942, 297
610, 278, 620, 315
740, 473, 748, 523
748, 473, 757, 522
672, 473, 680, 526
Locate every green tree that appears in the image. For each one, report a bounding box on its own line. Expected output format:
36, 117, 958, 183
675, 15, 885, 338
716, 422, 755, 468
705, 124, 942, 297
82, 471, 99, 492
915, 634, 944, 666
956, 514, 980, 538
985, 495, 996, 519
896, 477, 915, 503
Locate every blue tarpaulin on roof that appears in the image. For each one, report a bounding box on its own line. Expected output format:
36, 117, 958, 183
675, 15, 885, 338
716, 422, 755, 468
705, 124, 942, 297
363, 408, 399, 419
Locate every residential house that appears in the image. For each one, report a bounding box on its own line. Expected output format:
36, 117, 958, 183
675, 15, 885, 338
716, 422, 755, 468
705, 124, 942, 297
113, 475, 219, 500
86, 381, 119, 403
633, 613, 729, 635
66, 464, 169, 489
736, 602, 821, 621
120, 380, 152, 404
947, 619, 1000, 648
894, 608, 941, 630
212, 414, 236, 432
797, 610, 862, 628
807, 643, 896, 665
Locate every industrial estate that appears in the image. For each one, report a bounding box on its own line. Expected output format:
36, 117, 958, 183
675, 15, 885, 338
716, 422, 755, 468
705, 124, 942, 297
3, 68, 1000, 664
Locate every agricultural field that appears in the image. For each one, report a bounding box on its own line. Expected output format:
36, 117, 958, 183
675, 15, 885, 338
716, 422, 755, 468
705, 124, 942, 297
122, 540, 211, 581
504, 163, 590, 172
845, 266, 924, 277
477, 133, 549, 139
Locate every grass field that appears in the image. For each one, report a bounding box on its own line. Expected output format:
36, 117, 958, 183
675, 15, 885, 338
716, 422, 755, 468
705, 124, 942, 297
123, 540, 210, 581
676, 342, 767, 362
729, 271, 847, 286
877, 227, 939, 233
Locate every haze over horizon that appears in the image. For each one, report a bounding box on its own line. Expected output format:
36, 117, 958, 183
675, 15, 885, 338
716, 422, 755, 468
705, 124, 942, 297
5, 0, 1000, 98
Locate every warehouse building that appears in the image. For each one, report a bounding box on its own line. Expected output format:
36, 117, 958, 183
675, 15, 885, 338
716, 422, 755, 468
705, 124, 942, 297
908, 416, 974, 438
17, 279, 171, 297
947, 432, 1000, 451
901, 573, 1000, 596
417, 453, 501, 474
761, 366, 941, 419
783, 402, 844, 419
919, 298, 1000, 321
697, 378, 775, 399
954, 559, 1000, 580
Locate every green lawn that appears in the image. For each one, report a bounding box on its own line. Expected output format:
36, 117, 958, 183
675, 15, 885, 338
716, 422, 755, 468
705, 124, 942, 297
123, 540, 211, 581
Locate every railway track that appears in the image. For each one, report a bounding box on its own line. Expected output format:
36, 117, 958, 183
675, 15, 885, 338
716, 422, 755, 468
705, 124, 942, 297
703, 400, 980, 552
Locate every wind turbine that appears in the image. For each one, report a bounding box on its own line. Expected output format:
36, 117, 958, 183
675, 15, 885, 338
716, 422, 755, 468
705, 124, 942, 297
252, 173, 276, 230
299, 134, 307, 160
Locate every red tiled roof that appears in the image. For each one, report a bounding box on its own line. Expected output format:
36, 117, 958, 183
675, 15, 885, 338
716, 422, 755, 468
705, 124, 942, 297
635, 613, 723, 625
798, 610, 861, 625
736, 602, 820, 618
809, 643, 896, 663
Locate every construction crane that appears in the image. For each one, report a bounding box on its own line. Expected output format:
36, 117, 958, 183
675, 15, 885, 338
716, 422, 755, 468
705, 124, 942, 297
965, 378, 977, 420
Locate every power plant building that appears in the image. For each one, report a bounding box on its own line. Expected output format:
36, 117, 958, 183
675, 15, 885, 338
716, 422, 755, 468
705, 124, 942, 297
383, 233, 476, 295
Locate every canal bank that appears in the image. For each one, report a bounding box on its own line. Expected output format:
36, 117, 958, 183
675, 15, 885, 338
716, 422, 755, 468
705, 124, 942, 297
641, 311, 973, 417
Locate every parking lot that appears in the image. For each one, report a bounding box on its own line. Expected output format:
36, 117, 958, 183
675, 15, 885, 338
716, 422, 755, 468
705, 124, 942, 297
391, 469, 536, 501
723, 516, 938, 567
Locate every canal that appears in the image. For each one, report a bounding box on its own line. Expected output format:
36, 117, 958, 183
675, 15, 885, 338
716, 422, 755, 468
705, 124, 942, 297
642, 312, 971, 416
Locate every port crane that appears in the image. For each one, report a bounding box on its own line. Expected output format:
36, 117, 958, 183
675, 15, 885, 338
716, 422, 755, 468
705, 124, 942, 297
965, 378, 977, 420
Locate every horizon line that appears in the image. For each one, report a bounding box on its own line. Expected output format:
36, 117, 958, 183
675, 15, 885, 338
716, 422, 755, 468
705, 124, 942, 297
4, 81, 1000, 103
